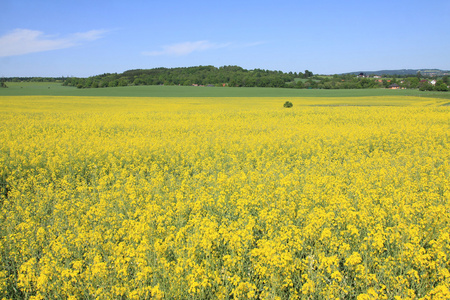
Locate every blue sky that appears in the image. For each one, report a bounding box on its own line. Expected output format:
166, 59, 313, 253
1, 0, 449, 77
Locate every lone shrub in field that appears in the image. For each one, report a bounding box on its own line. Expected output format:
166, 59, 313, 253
284, 101, 293, 108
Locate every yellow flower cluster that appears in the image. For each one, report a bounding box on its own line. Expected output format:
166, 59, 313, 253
0, 96, 449, 299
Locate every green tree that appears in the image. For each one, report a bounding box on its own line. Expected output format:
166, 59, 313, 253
442, 75, 449, 85
109, 80, 119, 87
405, 77, 419, 88
419, 83, 434, 91
295, 80, 304, 89
304, 70, 313, 78
434, 80, 448, 91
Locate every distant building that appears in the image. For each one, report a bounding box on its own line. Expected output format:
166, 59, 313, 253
388, 83, 400, 89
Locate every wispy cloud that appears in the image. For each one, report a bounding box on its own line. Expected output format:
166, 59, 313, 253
142, 40, 268, 56
240, 41, 267, 48
142, 40, 232, 56
0, 29, 108, 57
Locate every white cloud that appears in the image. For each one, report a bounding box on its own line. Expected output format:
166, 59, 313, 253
0, 29, 107, 57
72, 30, 107, 41
142, 40, 231, 56
240, 41, 267, 48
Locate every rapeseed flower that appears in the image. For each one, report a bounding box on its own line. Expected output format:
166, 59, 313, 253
0, 96, 448, 299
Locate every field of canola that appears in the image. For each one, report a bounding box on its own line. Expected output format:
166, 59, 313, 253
0, 96, 449, 299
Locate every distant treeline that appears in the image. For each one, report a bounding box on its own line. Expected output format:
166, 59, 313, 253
62, 66, 310, 89
2, 66, 449, 91
1, 77, 66, 82
61, 65, 449, 91
61, 66, 449, 90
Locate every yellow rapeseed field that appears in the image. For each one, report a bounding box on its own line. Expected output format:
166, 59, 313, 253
1, 96, 449, 299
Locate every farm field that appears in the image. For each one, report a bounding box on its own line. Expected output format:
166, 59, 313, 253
1, 96, 449, 299
2, 82, 450, 99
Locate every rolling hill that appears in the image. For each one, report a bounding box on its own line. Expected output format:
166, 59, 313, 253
344, 69, 449, 76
